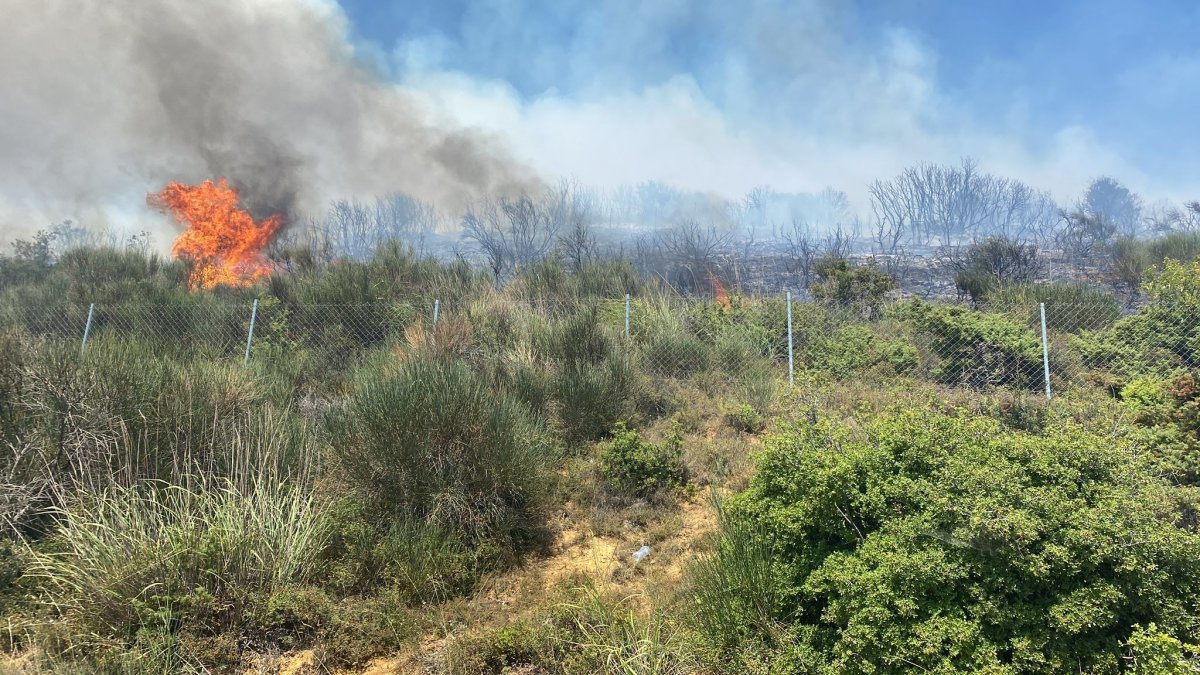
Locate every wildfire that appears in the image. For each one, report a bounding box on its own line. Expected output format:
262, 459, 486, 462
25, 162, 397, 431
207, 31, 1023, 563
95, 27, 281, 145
149, 179, 283, 289
709, 271, 732, 310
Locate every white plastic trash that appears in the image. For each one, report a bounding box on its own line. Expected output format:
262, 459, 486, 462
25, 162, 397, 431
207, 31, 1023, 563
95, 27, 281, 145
632, 545, 650, 562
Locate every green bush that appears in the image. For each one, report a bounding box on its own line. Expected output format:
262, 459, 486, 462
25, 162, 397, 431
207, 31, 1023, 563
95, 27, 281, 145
881, 338, 919, 374
899, 300, 1045, 389
535, 305, 641, 445
556, 356, 639, 446
688, 500, 784, 658
1119, 373, 1200, 484
327, 357, 556, 547
640, 331, 713, 379
952, 237, 1041, 303
319, 497, 476, 602
810, 257, 894, 318
1074, 260, 1200, 385
725, 403, 766, 434
805, 324, 877, 377
599, 423, 688, 499
704, 408, 1200, 672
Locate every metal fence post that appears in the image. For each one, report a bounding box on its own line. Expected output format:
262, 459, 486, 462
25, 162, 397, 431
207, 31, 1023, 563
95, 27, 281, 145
80, 303, 95, 355
1039, 302, 1051, 400
786, 291, 794, 386
244, 299, 259, 365
624, 293, 631, 338
433, 298, 441, 331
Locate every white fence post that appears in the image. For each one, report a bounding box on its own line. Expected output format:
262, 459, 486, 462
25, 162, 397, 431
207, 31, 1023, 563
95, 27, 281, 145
80, 303, 95, 355
433, 298, 440, 331
786, 291, 794, 387
244, 299, 259, 365
1040, 302, 1051, 400
624, 293, 631, 338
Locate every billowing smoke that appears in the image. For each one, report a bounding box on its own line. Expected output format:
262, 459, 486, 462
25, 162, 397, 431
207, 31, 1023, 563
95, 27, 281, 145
0, 0, 536, 238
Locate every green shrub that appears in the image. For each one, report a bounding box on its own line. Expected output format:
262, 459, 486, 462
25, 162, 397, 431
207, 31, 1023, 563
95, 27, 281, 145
725, 403, 766, 434
810, 257, 894, 318
556, 357, 639, 446
315, 592, 418, 668
327, 357, 556, 547
1119, 373, 1200, 484
1126, 623, 1200, 673
319, 497, 477, 601
952, 237, 1041, 303
1075, 260, 1200, 384
640, 332, 712, 379
881, 338, 919, 374
805, 324, 876, 377
707, 408, 1200, 672
245, 585, 334, 651
712, 323, 776, 378
599, 423, 688, 499
1147, 231, 1200, 267
899, 300, 1045, 389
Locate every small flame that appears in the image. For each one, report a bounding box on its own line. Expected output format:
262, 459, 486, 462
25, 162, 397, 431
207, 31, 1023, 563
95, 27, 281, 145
709, 271, 731, 310
149, 179, 283, 289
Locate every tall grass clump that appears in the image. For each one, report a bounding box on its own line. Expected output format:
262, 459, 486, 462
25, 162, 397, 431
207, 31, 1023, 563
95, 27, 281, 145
17, 337, 295, 489
985, 282, 1122, 333
558, 588, 695, 675
327, 357, 556, 551
26, 476, 329, 661
537, 305, 641, 445
687, 499, 785, 662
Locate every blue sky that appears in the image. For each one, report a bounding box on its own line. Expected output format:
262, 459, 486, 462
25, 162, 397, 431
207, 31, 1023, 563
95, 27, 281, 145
335, 0, 1199, 202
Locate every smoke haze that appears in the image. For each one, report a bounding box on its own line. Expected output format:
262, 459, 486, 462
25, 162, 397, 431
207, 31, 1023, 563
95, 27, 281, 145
3, 0, 1196, 246
0, 0, 536, 239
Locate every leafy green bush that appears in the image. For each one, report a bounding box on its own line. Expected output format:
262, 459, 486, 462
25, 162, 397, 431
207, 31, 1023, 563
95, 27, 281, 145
705, 408, 1200, 672
805, 324, 877, 377
724, 403, 766, 434
599, 423, 688, 499
318, 497, 476, 602
810, 257, 894, 318
1075, 259, 1200, 386
899, 300, 1045, 389
1119, 373, 1200, 484
327, 357, 556, 547
881, 338, 919, 374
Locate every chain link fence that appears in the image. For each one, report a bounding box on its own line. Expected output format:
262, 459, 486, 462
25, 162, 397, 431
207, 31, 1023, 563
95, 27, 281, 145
2, 294, 1180, 397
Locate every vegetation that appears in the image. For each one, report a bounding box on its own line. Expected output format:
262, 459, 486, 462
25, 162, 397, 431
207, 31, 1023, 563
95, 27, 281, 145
3, 233, 1200, 673
696, 408, 1200, 672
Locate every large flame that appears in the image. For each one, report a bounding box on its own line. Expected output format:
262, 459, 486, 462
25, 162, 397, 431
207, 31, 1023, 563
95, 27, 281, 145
149, 179, 283, 289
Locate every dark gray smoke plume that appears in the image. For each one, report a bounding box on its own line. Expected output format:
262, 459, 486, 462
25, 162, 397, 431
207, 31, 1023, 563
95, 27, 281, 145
0, 0, 536, 234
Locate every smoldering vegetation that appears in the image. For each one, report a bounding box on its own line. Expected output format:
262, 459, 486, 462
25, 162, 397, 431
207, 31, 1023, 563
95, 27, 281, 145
40, 158, 1196, 305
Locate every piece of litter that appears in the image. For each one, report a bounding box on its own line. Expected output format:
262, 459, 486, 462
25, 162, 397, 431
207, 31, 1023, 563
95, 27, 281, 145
632, 545, 650, 562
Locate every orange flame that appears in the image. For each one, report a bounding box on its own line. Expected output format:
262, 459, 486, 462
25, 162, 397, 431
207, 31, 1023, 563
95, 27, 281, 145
709, 271, 732, 310
149, 179, 283, 289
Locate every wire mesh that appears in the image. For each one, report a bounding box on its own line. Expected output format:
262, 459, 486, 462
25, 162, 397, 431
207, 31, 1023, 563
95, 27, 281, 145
1, 294, 1172, 395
